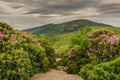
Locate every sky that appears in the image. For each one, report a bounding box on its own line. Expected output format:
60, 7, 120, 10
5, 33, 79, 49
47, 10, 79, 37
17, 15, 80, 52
0, 0, 120, 30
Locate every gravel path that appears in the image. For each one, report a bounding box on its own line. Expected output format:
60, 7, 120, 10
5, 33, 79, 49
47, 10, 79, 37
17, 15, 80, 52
30, 69, 83, 80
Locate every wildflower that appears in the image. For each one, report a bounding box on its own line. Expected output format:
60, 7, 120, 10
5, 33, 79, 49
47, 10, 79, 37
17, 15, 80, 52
108, 35, 119, 45
88, 33, 93, 38
110, 45, 114, 50
17, 67, 21, 72
101, 34, 107, 38
0, 34, 4, 39
13, 36, 17, 42
68, 54, 72, 58
11, 34, 17, 42
98, 41, 103, 45
99, 29, 105, 34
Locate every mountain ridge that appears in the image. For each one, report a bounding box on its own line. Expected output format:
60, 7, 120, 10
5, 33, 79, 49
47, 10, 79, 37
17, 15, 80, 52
24, 19, 112, 36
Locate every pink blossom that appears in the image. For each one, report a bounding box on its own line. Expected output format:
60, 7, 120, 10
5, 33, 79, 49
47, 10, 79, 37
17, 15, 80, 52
110, 45, 114, 50
68, 51, 72, 58
17, 67, 21, 72
101, 34, 107, 38
108, 35, 119, 45
13, 36, 17, 42
98, 41, 103, 45
11, 34, 17, 42
99, 29, 105, 34
68, 54, 72, 58
0, 34, 4, 39
88, 33, 93, 38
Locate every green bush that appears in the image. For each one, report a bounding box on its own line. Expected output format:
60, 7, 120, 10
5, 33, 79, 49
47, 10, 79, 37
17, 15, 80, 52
63, 27, 93, 74
59, 52, 69, 66
80, 57, 120, 80
87, 28, 120, 62
0, 22, 56, 80
39, 35, 57, 68
64, 27, 120, 75
66, 45, 90, 74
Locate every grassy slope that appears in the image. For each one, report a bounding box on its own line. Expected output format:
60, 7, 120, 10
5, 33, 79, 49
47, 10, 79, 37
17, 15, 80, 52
52, 32, 76, 54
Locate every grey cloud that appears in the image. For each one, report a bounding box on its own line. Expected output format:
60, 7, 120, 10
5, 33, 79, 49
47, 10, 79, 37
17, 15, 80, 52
2, 0, 98, 16
26, 0, 99, 15
96, 3, 120, 18
8, 3, 26, 9
2, 0, 119, 17
0, 1, 29, 14
0, 0, 120, 29
1, 0, 120, 17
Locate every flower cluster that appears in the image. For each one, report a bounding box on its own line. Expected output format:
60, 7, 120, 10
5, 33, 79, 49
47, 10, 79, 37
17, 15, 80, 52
88, 29, 119, 51
87, 28, 120, 62
108, 35, 119, 45
98, 29, 105, 34
11, 34, 17, 42
108, 35, 119, 50
0, 34, 4, 39
0, 22, 56, 80
17, 67, 21, 72
88, 33, 93, 38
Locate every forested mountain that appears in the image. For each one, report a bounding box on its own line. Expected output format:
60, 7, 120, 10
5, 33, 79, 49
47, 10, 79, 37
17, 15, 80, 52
24, 19, 111, 36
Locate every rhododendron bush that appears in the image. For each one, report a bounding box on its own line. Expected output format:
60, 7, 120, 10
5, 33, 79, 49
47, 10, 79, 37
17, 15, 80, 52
0, 22, 56, 80
80, 57, 120, 80
62, 27, 120, 77
88, 28, 120, 62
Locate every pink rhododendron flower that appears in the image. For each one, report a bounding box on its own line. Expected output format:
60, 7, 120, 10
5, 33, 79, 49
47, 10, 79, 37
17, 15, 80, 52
0, 34, 4, 39
68, 54, 72, 58
13, 36, 17, 42
11, 34, 17, 42
17, 67, 21, 72
88, 33, 93, 38
101, 34, 107, 38
98, 41, 103, 45
110, 45, 114, 50
108, 35, 119, 45
99, 29, 105, 34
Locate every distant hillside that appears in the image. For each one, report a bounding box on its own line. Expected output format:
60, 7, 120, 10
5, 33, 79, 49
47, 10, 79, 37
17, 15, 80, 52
24, 19, 111, 36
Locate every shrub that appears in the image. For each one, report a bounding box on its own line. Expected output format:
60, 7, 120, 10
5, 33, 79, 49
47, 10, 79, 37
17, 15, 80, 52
0, 22, 56, 80
59, 52, 69, 66
65, 27, 120, 74
80, 57, 120, 80
39, 35, 57, 68
87, 28, 120, 62
66, 45, 90, 74
64, 27, 93, 74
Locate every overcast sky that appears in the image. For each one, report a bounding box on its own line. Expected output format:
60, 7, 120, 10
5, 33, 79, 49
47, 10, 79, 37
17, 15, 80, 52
0, 0, 120, 30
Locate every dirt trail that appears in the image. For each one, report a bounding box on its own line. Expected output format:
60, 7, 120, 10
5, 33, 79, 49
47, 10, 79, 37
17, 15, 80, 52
30, 69, 83, 80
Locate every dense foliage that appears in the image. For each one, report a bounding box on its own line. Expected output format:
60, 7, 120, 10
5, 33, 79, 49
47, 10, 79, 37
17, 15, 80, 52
66, 27, 93, 74
60, 27, 120, 79
80, 57, 120, 80
39, 35, 57, 68
0, 22, 56, 80
1, 22, 119, 80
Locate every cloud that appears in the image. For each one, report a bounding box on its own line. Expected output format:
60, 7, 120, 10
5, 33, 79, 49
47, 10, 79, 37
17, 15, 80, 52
100, 0, 120, 4
0, 1, 30, 14
25, 0, 99, 16
1, 0, 98, 16
1, 0, 120, 17
73, 7, 101, 17
0, 0, 120, 29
